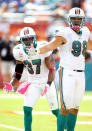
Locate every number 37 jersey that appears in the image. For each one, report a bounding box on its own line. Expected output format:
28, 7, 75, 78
55, 26, 90, 70
13, 42, 51, 83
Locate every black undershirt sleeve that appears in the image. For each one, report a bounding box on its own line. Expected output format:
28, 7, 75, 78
13, 63, 24, 80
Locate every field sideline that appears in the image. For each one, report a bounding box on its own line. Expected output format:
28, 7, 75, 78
0, 90, 92, 131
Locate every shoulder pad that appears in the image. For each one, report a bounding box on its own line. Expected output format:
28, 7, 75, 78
13, 44, 25, 62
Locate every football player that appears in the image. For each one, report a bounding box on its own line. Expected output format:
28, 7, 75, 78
35, 7, 90, 131
4, 27, 59, 131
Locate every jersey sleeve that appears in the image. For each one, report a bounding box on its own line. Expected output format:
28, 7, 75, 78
55, 27, 65, 37
55, 26, 68, 41
13, 44, 24, 62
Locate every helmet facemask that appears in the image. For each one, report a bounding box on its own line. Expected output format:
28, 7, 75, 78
69, 17, 85, 30
21, 35, 37, 55
68, 8, 85, 31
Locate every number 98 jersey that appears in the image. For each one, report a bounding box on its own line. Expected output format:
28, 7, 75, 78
13, 41, 51, 86
55, 26, 90, 70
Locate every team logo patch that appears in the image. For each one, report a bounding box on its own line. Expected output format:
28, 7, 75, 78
55, 30, 59, 32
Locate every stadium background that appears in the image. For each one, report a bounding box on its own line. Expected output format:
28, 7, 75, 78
0, 0, 92, 131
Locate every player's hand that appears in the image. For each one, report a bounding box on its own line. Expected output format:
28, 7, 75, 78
41, 84, 50, 96
3, 82, 14, 92
17, 81, 31, 94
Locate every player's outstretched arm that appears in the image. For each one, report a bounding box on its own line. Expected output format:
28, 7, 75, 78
36, 36, 66, 54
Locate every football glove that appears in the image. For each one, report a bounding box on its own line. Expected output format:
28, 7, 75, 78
3, 82, 14, 92
41, 84, 50, 96
17, 81, 31, 94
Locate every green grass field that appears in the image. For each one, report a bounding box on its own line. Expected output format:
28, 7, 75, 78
0, 90, 92, 131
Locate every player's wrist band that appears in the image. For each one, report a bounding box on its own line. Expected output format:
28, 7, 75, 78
15, 72, 22, 76
49, 67, 56, 71
13, 72, 22, 80
13, 63, 24, 80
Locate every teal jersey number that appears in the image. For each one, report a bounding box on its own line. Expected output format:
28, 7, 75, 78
24, 59, 41, 74
82, 41, 87, 55
72, 41, 87, 56
32, 59, 41, 74
72, 41, 81, 56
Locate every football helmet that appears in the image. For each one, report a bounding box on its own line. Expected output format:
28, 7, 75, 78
68, 7, 85, 30
20, 27, 37, 55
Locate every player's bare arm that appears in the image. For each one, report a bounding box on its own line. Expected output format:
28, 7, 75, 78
45, 54, 56, 83
86, 38, 91, 50
38, 36, 66, 54
42, 49, 59, 95
45, 55, 55, 69
41, 54, 56, 96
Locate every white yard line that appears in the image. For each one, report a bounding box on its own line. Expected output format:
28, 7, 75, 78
0, 124, 23, 131
0, 94, 24, 98
0, 121, 92, 131
14, 111, 92, 117
83, 96, 92, 100
77, 121, 92, 125
0, 94, 92, 100
78, 112, 92, 116
0, 112, 92, 130
14, 111, 52, 115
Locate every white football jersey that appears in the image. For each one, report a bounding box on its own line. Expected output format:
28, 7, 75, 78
13, 41, 51, 84
55, 26, 90, 70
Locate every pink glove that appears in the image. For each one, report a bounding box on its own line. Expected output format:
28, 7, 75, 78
41, 84, 50, 96
3, 82, 13, 92
17, 81, 31, 94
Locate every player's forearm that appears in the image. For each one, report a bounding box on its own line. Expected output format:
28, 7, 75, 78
39, 44, 55, 54
47, 67, 56, 85
39, 37, 65, 54
39, 38, 58, 54
10, 78, 19, 91
10, 63, 24, 90
13, 63, 24, 80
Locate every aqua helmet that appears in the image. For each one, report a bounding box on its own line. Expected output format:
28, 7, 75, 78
68, 7, 85, 30
20, 27, 37, 54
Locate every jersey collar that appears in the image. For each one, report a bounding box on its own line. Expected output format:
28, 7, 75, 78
71, 28, 82, 35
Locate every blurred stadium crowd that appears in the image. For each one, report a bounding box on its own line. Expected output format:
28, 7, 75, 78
0, 0, 92, 88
